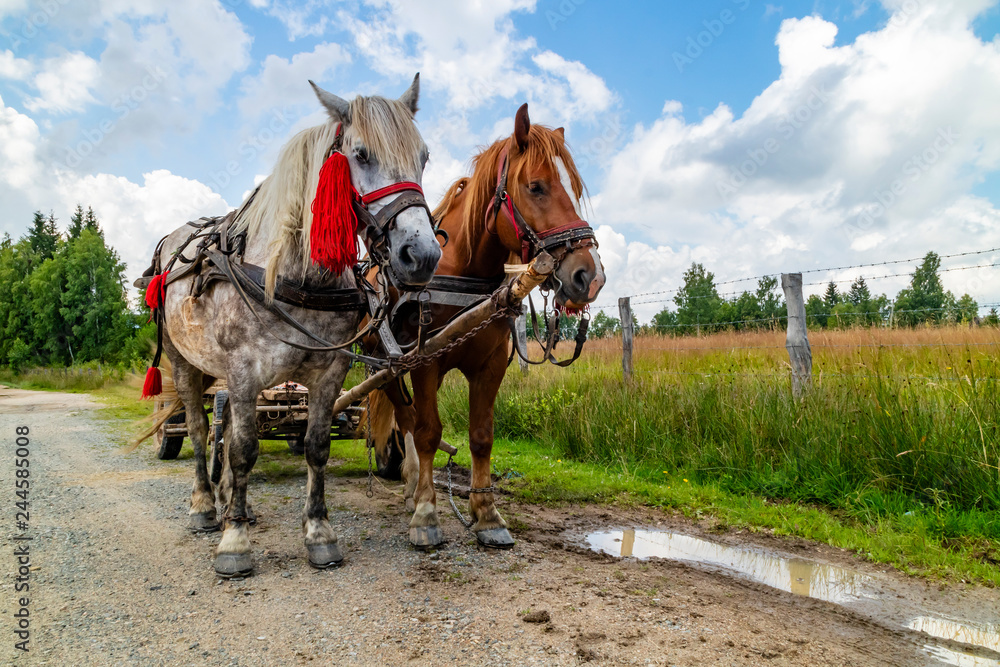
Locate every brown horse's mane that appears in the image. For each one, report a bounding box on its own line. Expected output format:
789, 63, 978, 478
435, 125, 586, 264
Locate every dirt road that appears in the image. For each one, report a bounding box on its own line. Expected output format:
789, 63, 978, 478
0, 386, 997, 666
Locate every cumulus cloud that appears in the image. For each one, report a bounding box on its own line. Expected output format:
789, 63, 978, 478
0, 49, 31, 80
56, 169, 230, 285
0, 93, 230, 286
25, 52, 100, 114
255, 0, 330, 40
342, 0, 614, 121
591, 1, 1000, 314
238, 42, 351, 121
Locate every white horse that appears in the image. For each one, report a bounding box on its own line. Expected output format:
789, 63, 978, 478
150, 76, 440, 577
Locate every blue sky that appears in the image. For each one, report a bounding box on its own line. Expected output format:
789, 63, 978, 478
2, 0, 999, 319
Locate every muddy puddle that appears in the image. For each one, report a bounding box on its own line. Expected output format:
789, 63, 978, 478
584, 529, 1000, 666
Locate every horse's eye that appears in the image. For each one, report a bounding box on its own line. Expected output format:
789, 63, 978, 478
528, 181, 545, 195
356, 147, 369, 164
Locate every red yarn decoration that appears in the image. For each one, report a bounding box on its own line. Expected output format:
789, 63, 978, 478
145, 271, 169, 310
141, 367, 162, 399
310, 152, 359, 273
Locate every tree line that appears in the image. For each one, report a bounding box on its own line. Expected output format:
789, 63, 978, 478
0, 214, 993, 369
0, 207, 151, 372
586, 251, 993, 338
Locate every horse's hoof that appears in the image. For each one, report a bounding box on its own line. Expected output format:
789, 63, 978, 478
214, 552, 253, 578
405, 497, 415, 513
189, 511, 219, 533
477, 527, 515, 549
409, 525, 444, 549
307, 543, 344, 569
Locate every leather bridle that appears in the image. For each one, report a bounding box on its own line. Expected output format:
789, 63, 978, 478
486, 143, 598, 266
325, 124, 434, 288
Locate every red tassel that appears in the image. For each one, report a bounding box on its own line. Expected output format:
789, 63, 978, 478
141, 367, 162, 399
145, 271, 168, 310
310, 151, 359, 273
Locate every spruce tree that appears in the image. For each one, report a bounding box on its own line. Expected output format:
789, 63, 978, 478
83, 206, 102, 236
823, 281, 840, 309
68, 205, 85, 239
26, 210, 60, 261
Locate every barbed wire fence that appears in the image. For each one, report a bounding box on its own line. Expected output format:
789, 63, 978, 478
577, 247, 1000, 387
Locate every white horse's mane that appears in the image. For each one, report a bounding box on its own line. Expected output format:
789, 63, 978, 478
235, 94, 423, 298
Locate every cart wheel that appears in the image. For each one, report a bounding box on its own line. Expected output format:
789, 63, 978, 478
375, 429, 405, 480
155, 412, 186, 460
288, 435, 305, 456
209, 390, 229, 485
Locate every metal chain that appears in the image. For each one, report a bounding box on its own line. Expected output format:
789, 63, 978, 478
364, 361, 375, 499
445, 454, 474, 530
392, 293, 521, 374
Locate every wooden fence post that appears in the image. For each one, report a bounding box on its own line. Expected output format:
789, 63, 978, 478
619, 297, 633, 382
781, 273, 812, 398
515, 312, 529, 374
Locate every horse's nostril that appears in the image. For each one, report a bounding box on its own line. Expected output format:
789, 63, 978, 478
571, 267, 590, 293
399, 244, 416, 268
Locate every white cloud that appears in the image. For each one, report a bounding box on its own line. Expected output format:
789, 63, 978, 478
258, 0, 330, 40
0, 49, 32, 80
590, 2, 1000, 316
25, 52, 101, 114
0, 93, 230, 286
56, 169, 230, 285
343, 0, 615, 121
0, 0, 26, 19
0, 93, 41, 191
238, 42, 351, 120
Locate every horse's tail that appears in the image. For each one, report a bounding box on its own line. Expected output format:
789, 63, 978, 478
431, 177, 469, 222
366, 387, 397, 466
126, 355, 181, 452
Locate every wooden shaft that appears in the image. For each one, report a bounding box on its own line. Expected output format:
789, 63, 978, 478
333, 252, 556, 414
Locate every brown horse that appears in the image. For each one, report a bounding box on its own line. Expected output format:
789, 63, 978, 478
368, 103, 605, 548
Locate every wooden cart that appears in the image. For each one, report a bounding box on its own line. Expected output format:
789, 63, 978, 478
154, 382, 364, 463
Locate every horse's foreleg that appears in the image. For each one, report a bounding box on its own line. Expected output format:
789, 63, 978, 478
301, 359, 349, 569
401, 431, 419, 512
407, 369, 444, 548
214, 388, 258, 578
468, 360, 514, 548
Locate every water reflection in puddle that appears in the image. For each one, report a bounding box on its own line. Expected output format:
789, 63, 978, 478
586, 529, 1000, 666
586, 529, 877, 604
911, 617, 1000, 666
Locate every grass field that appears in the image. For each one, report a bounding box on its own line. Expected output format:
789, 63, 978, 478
7, 324, 999, 584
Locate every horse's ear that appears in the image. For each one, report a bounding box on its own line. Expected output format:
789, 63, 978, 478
398, 73, 420, 116
514, 103, 530, 152
554, 127, 565, 140
310, 80, 351, 123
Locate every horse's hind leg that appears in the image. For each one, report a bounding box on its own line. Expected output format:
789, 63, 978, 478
168, 352, 218, 533
214, 383, 258, 578
301, 358, 350, 568
467, 359, 514, 548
